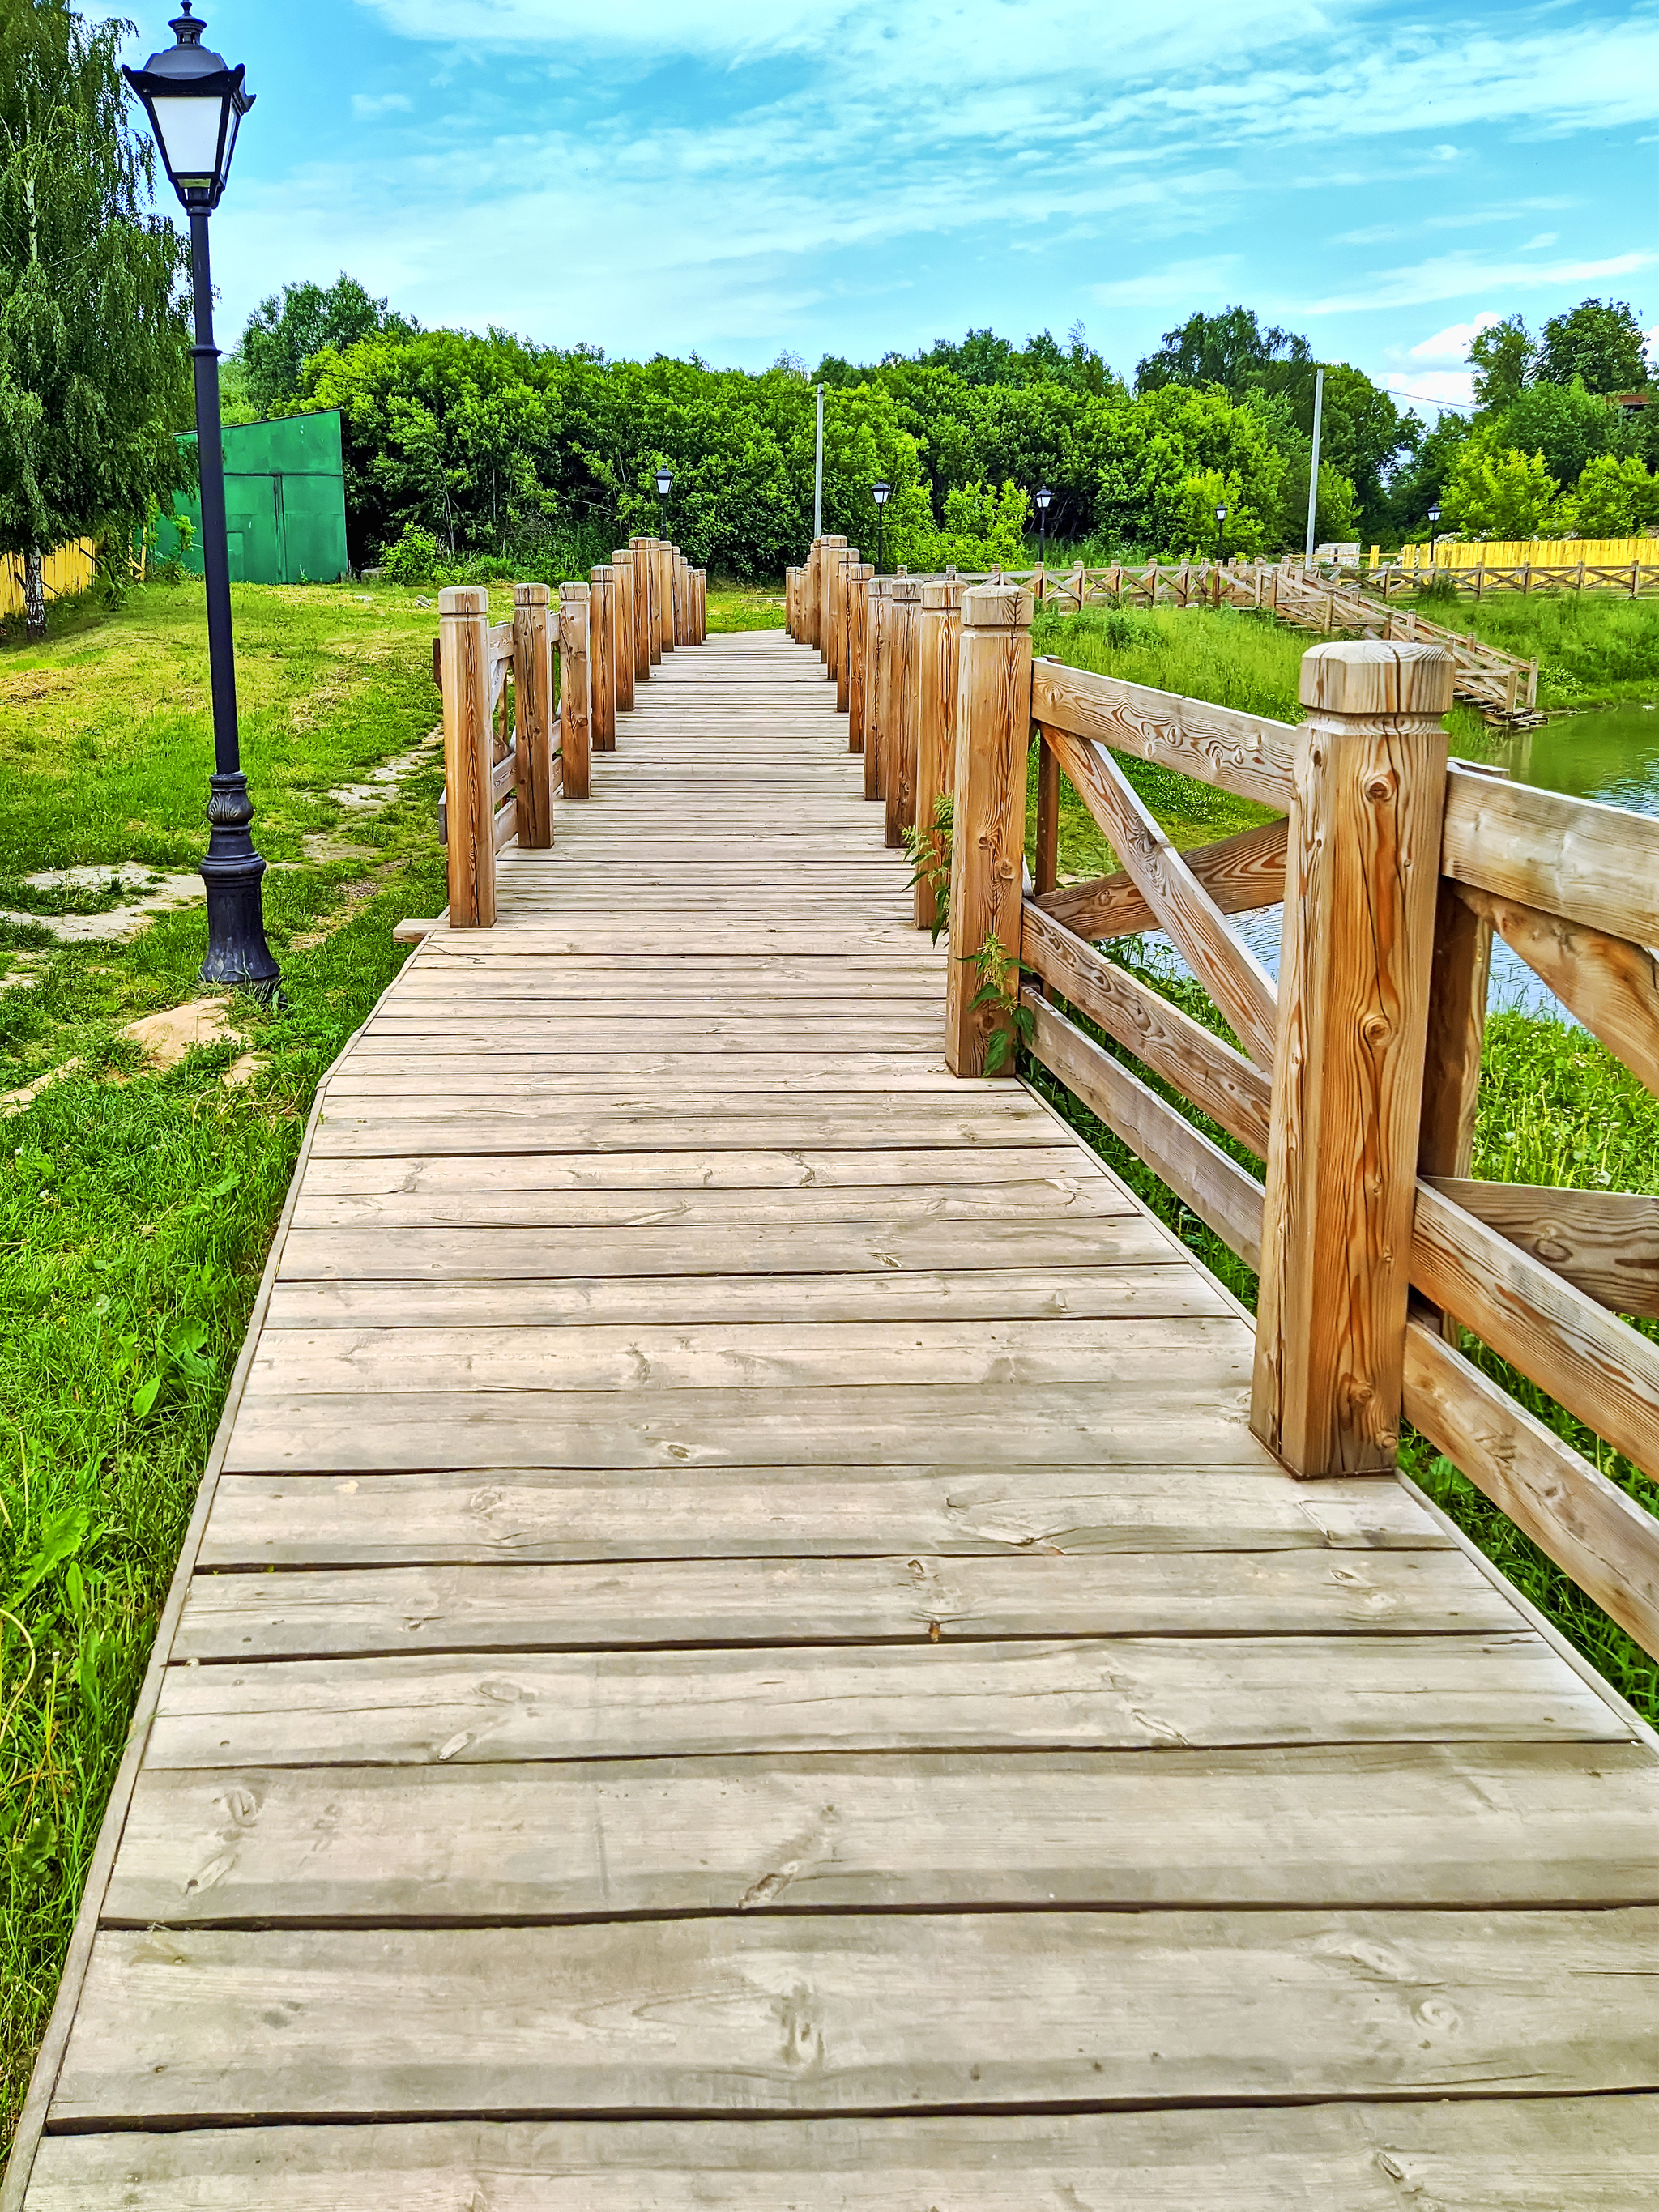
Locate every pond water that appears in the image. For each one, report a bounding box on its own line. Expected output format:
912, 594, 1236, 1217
1138, 700, 1659, 1025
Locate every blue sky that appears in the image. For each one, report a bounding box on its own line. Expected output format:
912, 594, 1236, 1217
136, 0, 1658, 410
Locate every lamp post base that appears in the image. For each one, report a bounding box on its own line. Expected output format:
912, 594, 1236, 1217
199, 771, 281, 999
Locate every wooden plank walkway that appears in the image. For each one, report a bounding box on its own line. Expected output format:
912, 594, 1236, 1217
16, 629, 1659, 2206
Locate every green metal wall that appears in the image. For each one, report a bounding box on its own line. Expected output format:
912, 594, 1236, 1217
155, 411, 349, 585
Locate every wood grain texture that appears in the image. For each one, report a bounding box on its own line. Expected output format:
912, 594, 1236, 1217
199, 1464, 1448, 1569
608, 550, 635, 712
27, 2101, 1659, 2211
1031, 657, 1295, 808
1442, 761, 1659, 946
54, 1907, 1659, 2124
914, 581, 961, 929
1252, 645, 1452, 1477
557, 582, 591, 801
107, 1740, 1659, 1926
1453, 878, 1659, 1093
1036, 816, 1288, 941
1026, 995, 1266, 1269
1427, 1178, 1659, 1318
438, 586, 494, 928
1402, 1317, 1659, 1660
510, 584, 554, 849
885, 578, 923, 850
1042, 723, 1280, 1069
1410, 1178, 1659, 1484
945, 586, 1033, 1074
1021, 903, 1271, 1156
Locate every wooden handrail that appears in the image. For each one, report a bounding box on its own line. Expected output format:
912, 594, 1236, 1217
898, 614, 1659, 1657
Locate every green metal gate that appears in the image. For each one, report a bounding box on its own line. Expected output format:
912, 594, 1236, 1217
154, 410, 350, 584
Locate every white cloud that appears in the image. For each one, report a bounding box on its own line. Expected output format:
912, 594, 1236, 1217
351, 92, 413, 117
1090, 258, 1241, 310
1310, 249, 1654, 316
1521, 231, 1559, 249
1407, 313, 1501, 364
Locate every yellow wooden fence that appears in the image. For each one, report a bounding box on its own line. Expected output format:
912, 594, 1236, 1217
0, 539, 96, 618
1389, 534, 1657, 570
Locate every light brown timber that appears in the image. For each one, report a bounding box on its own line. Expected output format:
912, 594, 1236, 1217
510, 582, 554, 850
557, 582, 591, 800
438, 585, 495, 927
945, 586, 1033, 1074
610, 549, 636, 711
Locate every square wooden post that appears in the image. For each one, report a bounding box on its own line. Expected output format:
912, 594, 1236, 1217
818, 534, 846, 672
846, 563, 872, 753
629, 535, 656, 673
558, 582, 591, 801
1251, 641, 1455, 1477
914, 579, 962, 930
834, 546, 859, 710
885, 577, 923, 850
610, 549, 636, 713
657, 542, 675, 654
440, 584, 495, 927
588, 565, 616, 750
803, 539, 821, 650
511, 582, 555, 850
944, 584, 1033, 1075
697, 569, 706, 642
864, 578, 891, 802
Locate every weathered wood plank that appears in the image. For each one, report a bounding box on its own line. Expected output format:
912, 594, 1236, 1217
274, 1217, 1179, 1283
110, 1739, 1659, 1928
1441, 762, 1659, 946
1036, 816, 1288, 941
173, 1547, 1510, 1661
1426, 1178, 1659, 1319
53, 1907, 1659, 2124
142, 1634, 1620, 1769
299, 1144, 1106, 1196
28, 2100, 1659, 2211
1032, 659, 1295, 808
199, 1465, 1452, 1567
288, 1181, 1141, 1231
247, 1316, 1245, 1397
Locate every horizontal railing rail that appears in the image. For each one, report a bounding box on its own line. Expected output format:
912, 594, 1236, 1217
787, 531, 1659, 1660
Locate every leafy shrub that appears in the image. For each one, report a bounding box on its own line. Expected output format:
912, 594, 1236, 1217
380, 525, 442, 585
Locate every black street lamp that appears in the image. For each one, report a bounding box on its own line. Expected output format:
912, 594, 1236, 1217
655, 464, 673, 535
1035, 485, 1051, 568
1214, 501, 1228, 564
871, 479, 891, 573
1427, 500, 1442, 566
126, 6, 277, 999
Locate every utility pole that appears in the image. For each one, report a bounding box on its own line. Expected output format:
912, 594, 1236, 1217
812, 383, 825, 541
1303, 364, 1324, 567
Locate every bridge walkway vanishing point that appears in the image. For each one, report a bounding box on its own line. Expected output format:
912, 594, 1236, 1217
12, 624, 1659, 2206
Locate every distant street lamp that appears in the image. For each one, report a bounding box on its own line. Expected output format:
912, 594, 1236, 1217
655, 465, 673, 535
1427, 500, 1442, 567
1035, 485, 1052, 568
871, 478, 891, 574
126, 5, 277, 998
1214, 502, 1228, 564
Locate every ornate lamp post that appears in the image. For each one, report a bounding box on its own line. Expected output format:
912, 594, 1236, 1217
655, 465, 673, 535
1214, 501, 1228, 564
125, 6, 277, 998
871, 479, 891, 573
1035, 484, 1051, 569
1427, 500, 1442, 569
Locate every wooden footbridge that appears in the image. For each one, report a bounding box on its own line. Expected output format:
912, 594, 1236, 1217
11, 537, 1659, 2207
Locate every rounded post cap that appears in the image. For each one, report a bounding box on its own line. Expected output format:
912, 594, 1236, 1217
559, 579, 591, 601
512, 581, 550, 605
962, 582, 1034, 630
890, 576, 924, 602
439, 584, 488, 616
591, 564, 614, 582
1299, 640, 1455, 715
611, 548, 634, 565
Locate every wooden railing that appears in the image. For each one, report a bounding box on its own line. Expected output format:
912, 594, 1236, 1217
432, 538, 706, 926
789, 532, 1659, 1659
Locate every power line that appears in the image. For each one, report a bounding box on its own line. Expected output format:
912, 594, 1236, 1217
1387, 387, 1479, 414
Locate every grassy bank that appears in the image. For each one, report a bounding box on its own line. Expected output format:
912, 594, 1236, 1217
0, 575, 455, 2154
1402, 584, 1659, 709
1028, 604, 1659, 1725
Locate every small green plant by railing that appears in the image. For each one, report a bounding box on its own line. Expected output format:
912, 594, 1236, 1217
902, 792, 953, 943
965, 929, 1034, 1074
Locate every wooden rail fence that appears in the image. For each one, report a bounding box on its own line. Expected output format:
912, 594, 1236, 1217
790, 534, 1659, 1658
429, 539, 706, 928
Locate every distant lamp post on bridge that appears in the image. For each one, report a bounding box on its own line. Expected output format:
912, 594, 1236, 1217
871, 479, 891, 573
1427, 501, 1442, 568
1035, 484, 1051, 567
655, 465, 673, 535
1214, 502, 1228, 564
125, 4, 278, 998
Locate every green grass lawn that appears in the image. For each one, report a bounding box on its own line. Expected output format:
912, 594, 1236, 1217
1397, 584, 1659, 709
